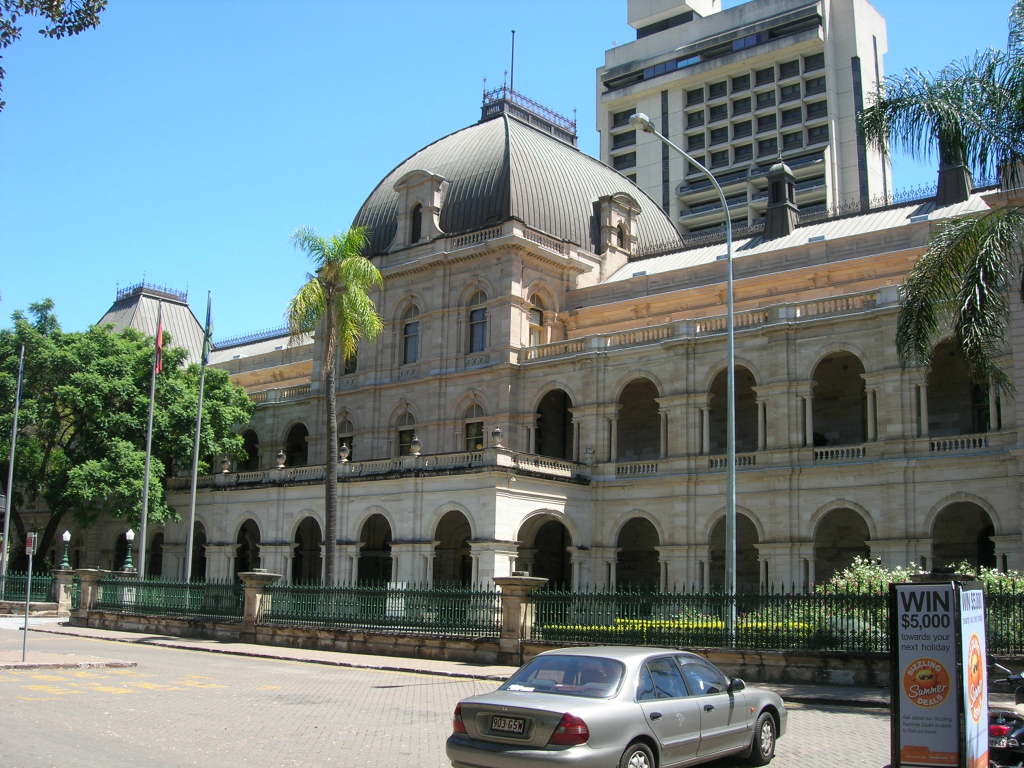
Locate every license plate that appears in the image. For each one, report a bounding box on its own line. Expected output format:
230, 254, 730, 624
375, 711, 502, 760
990, 737, 1008, 749
490, 715, 526, 735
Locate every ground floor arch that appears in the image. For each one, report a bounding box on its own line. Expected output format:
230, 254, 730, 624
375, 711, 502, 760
709, 514, 760, 591
813, 508, 870, 584
358, 514, 392, 583
235, 520, 261, 576
932, 502, 995, 569
292, 516, 322, 584
433, 510, 472, 585
190, 522, 207, 581
517, 515, 572, 587
616, 517, 660, 589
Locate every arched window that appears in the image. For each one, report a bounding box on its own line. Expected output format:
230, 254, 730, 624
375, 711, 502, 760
528, 296, 545, 346
464, 403, 484, 451
284, 423, 309, 466
396, 411, 417, 456
239, 429, 259, 471
401, 305, 420, 364
410, 203, 423, 244
338, 418, 355, 461
616, 223, 626, 248
467, 291, 487, 353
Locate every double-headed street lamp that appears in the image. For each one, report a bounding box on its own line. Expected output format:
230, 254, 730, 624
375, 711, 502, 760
630, 113, 737, 638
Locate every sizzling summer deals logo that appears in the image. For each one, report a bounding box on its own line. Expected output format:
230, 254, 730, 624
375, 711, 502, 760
966, 634, 985, 723
903, 658, 951, 708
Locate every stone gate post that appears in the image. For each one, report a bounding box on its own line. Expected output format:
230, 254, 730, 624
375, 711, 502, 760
238, 569, 281, 643
494, 574, 548, 665
72, 569, 105, 622
52, 568, 76, 617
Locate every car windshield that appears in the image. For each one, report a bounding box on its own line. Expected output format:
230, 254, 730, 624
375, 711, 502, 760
500, 655, 624, 698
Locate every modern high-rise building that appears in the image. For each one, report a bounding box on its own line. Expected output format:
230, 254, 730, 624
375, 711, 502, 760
597, 0, 891, 239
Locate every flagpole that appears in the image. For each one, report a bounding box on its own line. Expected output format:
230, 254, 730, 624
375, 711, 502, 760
139, 301, 163, 578
184, 292, 212, 581
1, 345, 25, 592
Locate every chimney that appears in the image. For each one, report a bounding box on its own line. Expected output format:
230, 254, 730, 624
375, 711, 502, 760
764, 160, 799, 239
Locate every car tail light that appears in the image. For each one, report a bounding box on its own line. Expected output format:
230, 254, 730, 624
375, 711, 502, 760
452, 704, 467, 734
991, 724, 1011, 737
548, 712, 589, 746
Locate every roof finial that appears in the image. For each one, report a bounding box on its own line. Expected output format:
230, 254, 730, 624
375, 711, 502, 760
510, 29, 516, 94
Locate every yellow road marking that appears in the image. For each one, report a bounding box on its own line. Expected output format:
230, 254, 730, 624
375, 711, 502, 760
31, 674, 68, 681
88, 685, 134, 694
18, 696, 58, 701
256, 685, 280, 690
24, 685, 83, 695
176, 680, 225, 688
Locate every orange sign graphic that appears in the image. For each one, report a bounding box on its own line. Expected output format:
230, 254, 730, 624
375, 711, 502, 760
966, 634, 985, 723
902, 658, 951, 708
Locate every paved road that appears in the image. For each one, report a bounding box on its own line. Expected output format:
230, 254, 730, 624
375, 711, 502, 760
0, 627, 891, 768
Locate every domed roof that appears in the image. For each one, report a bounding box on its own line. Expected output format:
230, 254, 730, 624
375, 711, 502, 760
352, 114, 681, 256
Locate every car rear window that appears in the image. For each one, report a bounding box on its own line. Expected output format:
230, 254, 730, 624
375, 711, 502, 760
501, 655, 624, 698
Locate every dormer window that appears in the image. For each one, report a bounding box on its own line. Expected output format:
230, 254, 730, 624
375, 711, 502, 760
391, 170, 448, 250
410, 204, 423, 244
596, 192, 641, 255
467, 290, 487, 353
402, 305, 420, 364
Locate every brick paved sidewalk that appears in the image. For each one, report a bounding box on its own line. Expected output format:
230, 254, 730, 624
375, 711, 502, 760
22, 622, 1019, 710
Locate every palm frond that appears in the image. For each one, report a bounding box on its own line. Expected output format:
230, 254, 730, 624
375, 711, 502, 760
285, 279, 325, 342
898, 208, 1024, 392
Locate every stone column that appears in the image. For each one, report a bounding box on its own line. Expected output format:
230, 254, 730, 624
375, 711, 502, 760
238, 570, 281, 643
389, 541, 436, 584
494, 574, 548, 665
470, 541, 519, 583
204, 544, 235, 582
868, 538, 913, 570
72, 569, 105, 622
52, 569, 75, 617
989, 383, 1000, 432
162, 542, 186, 581
991, 534, 1024, 572
913, 376, 930, 438
258, 544, 293, 582
793, 542, 815, 591
754, 542, 797, 591
701, 405, 711, 455
654, 545, 689, 592
587, 546, 618, 588
336, 543, 361, 584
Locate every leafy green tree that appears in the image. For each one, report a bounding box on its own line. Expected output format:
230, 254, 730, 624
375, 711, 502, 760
860, 0, 1024, 391
1, 1, 106, 111
287, 226, 383, 585
0, 299, 253, 565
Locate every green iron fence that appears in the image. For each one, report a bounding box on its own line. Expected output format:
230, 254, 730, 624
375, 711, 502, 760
529, 585, 1024, 654
261, 581, 502, 638
1, 571, 53, 602
94, 575, 244, 621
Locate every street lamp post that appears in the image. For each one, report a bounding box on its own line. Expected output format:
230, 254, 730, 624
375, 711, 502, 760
630, 113, 737, 640
123, 528, 136, 573
60, 530, 72, 570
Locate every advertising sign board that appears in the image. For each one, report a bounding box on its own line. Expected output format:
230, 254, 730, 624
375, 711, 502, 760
894, 583, 959, 767
890, 580, 990, 768
959, 588, 988, 768
24, 530, 37, 556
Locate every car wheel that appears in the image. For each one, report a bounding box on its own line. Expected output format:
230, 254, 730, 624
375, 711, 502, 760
619, 741, 655, 768
748, 711, 776, 765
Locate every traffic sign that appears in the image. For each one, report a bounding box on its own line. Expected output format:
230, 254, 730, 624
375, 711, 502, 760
25, 531, 36, 556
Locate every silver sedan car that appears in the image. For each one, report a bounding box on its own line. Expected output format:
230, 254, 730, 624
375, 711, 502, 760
446, 646, 786, 768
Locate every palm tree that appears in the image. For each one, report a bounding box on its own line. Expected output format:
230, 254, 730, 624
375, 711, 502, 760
287, 226, 383, 584
860, 0, 1024, 392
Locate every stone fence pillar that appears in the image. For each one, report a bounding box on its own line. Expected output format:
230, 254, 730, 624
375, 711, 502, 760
72, 569, 106, 621
52, 569, 76, 617
494, 574, 548, 665
238, 570, 281, 643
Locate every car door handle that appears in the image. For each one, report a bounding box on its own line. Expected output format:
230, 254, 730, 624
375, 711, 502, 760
649, 712, 662, 720
704, 704, 715, 711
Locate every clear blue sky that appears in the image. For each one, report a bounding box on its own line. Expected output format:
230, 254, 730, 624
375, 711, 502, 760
1, 0, 1013, 341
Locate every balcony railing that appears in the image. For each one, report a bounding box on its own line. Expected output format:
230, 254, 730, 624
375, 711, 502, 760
929, 434, 990, 452
814, 444, 868, 462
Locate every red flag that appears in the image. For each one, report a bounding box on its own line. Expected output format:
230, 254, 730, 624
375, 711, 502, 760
154, 303, 164, 374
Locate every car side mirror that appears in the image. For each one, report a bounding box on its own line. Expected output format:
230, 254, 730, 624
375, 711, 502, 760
728, 678, 746, 692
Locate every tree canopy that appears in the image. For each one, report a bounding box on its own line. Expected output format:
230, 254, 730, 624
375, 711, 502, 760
1, 0, 106, 111
0, 299, 252, 564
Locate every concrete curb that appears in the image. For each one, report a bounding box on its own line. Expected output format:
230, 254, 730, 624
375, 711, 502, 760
0, 659, 137, 670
